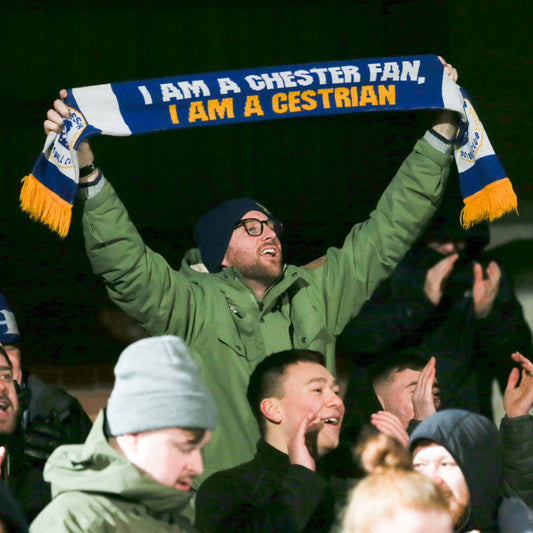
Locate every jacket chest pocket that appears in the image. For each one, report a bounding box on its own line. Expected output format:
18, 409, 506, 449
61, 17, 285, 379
217, 330, 248, 359
291, 306, 325, 348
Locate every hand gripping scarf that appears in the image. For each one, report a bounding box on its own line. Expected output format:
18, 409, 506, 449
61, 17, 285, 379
21, 54, 517, 237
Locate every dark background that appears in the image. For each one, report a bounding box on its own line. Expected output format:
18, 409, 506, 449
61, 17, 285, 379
1, 0, 531, 367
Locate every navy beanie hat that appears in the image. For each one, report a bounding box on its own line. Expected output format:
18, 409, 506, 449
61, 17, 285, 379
193, 197, 273, 273
0, 293, 20, 343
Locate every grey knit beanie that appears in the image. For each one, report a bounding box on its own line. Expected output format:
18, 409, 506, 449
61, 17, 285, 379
107, 336, 217, 436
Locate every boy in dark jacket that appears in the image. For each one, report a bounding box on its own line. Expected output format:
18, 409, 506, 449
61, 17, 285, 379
196, 349, 345, 532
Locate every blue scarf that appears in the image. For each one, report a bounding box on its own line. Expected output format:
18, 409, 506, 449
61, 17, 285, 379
21, 54, 516, 237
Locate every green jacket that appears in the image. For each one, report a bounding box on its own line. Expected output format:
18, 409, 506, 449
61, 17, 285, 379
82, 137, 451, 486
30, 411, 197, 533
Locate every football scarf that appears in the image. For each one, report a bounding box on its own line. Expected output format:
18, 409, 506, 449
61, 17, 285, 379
21, 54, 516, 237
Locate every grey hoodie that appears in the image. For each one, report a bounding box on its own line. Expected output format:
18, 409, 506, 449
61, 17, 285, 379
30, 410, 197, 533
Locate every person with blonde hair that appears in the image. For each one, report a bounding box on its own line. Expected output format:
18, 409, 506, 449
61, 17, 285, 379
342, 467, 453, 533
351, 425, 412, 475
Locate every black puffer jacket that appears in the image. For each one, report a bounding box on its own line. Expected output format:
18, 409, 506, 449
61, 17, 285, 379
3, 371, 92, 522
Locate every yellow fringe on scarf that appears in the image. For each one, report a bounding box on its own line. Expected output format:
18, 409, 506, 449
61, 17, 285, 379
461, 177, 518, 229
19, 174, 72, 238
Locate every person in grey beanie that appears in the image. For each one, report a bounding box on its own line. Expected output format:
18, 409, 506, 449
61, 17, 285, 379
30, 336, 217, 533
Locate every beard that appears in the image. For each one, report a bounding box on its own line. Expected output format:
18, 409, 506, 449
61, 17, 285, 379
225, 245, 284, 289
0, 404, 18, 435
1, 416, 17, 434
238, 260, 283, 287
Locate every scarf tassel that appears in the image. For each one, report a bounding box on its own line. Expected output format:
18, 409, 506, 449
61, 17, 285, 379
461, 177, 518, 229
19, 174, 72, 238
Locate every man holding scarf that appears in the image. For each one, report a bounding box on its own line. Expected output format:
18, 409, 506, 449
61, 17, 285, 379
44, 60, 459, 487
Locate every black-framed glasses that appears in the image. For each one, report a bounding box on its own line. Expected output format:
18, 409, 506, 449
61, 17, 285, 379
234, 218, 283, 237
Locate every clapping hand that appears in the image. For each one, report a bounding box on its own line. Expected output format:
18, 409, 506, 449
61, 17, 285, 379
504, 352, 533, 418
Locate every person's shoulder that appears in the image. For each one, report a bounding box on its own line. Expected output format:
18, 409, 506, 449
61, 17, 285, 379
31, 491, 111, 533
24, 372, 92, 439
25, 372, 84, 416
303, 256, 327, 270
198, 457, 259, 495
25, 372, 70, 402
32, 490, 170, 533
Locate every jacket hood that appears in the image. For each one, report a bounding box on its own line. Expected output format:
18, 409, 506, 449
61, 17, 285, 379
183, 248, 209, 274
409, 409, 503, 532
43, 410, 193, 517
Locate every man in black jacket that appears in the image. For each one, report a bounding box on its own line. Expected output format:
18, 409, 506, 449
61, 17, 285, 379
342, 350, 440, 442
321, 350, 440, 481
195, 350, 345, 533
0, 293, 92, 521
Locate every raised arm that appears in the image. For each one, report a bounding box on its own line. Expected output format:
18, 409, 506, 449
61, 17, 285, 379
43, 94, 201, 340
431, 57, 459, 141
44, 89, 99, 183
306, 59, 460, 333
500, 352, 533, 508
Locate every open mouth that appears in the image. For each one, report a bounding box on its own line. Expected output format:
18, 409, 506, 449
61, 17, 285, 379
260, 247, 277, 257
175, 479, 192, 491
322, 417, 340, 426
0, 399, 12, 417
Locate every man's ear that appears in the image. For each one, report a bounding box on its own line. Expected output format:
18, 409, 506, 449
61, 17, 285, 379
117, 433, 139, 454
113, 433, 142, 466
260, 398, 282, 424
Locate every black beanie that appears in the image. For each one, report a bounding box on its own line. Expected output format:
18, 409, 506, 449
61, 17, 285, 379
193, 197, 273, 273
